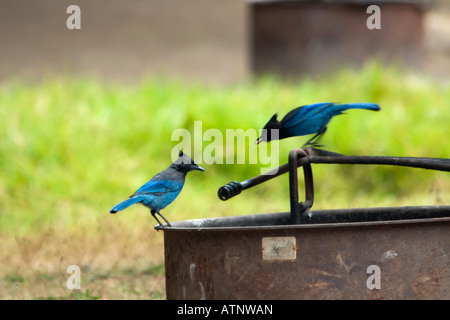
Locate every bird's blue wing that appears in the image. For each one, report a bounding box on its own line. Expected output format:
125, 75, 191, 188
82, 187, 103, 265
134, 178, 183, 196
282, 103, 334, 129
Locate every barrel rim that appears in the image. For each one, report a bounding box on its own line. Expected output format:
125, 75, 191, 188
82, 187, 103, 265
156, 205, 450, 232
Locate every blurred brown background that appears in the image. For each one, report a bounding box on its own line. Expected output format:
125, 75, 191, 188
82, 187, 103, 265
0, 0, 448, 85
0, 0, 246, 84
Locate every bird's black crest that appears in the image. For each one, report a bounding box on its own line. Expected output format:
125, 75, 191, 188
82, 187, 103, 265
270, 113, 278, 122
262, 113, 280, 130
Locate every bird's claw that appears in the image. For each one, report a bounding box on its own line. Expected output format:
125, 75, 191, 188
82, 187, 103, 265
154, 222, 172, 231
303, 142, 324, 148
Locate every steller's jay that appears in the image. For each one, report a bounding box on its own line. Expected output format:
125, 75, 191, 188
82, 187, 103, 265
110, 150, 204, 227
255, 102, 380, 147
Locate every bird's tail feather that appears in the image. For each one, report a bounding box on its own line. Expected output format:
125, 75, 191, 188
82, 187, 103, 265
110, 196, 145, 214
334, 103, 381, 112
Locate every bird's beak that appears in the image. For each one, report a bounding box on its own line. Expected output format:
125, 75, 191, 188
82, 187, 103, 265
255, 137, 262, 145
194, 165, 205, 172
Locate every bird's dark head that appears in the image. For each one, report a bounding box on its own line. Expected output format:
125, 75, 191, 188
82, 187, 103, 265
256, 113, 280, 144
172, 150, 205, 173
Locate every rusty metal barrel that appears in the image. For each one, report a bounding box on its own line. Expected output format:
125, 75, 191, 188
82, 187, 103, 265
159, 148, 450, 300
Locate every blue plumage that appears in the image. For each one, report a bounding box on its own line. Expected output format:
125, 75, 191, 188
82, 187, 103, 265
256, 102, 380, 147
110, 151, 204, 227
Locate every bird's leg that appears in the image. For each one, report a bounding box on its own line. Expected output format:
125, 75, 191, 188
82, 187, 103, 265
156, 211, 172, 227
303, 127, 327, 148
151, 209, 172, 227
150, 209, 163, 227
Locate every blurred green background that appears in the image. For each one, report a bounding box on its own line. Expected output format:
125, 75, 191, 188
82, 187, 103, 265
2, 62, 450, 237
0, 0, 449, 299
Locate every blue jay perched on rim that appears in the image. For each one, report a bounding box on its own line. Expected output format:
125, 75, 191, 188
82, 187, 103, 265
255, 102, 380, 147
110, 150, 204, 227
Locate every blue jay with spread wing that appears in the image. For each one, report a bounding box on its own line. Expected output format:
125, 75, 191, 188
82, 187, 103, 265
256, 102, 380, 147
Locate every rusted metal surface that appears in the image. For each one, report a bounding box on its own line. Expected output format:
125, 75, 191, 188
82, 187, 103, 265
163, 209, 450, 299
250, 0, 427, 77
161, 147, 450, 299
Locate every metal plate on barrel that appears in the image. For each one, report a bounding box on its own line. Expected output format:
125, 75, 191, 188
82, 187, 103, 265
262, 236, 296, 261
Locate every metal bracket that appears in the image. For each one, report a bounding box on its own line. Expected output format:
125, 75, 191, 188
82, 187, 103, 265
218, 147, 450, 225
288, 149, 314, 224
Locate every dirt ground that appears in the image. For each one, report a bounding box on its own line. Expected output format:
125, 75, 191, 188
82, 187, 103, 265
0, 226, 167, 300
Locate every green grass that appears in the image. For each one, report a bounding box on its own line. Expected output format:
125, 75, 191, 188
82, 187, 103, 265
1, 62, 449, 238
